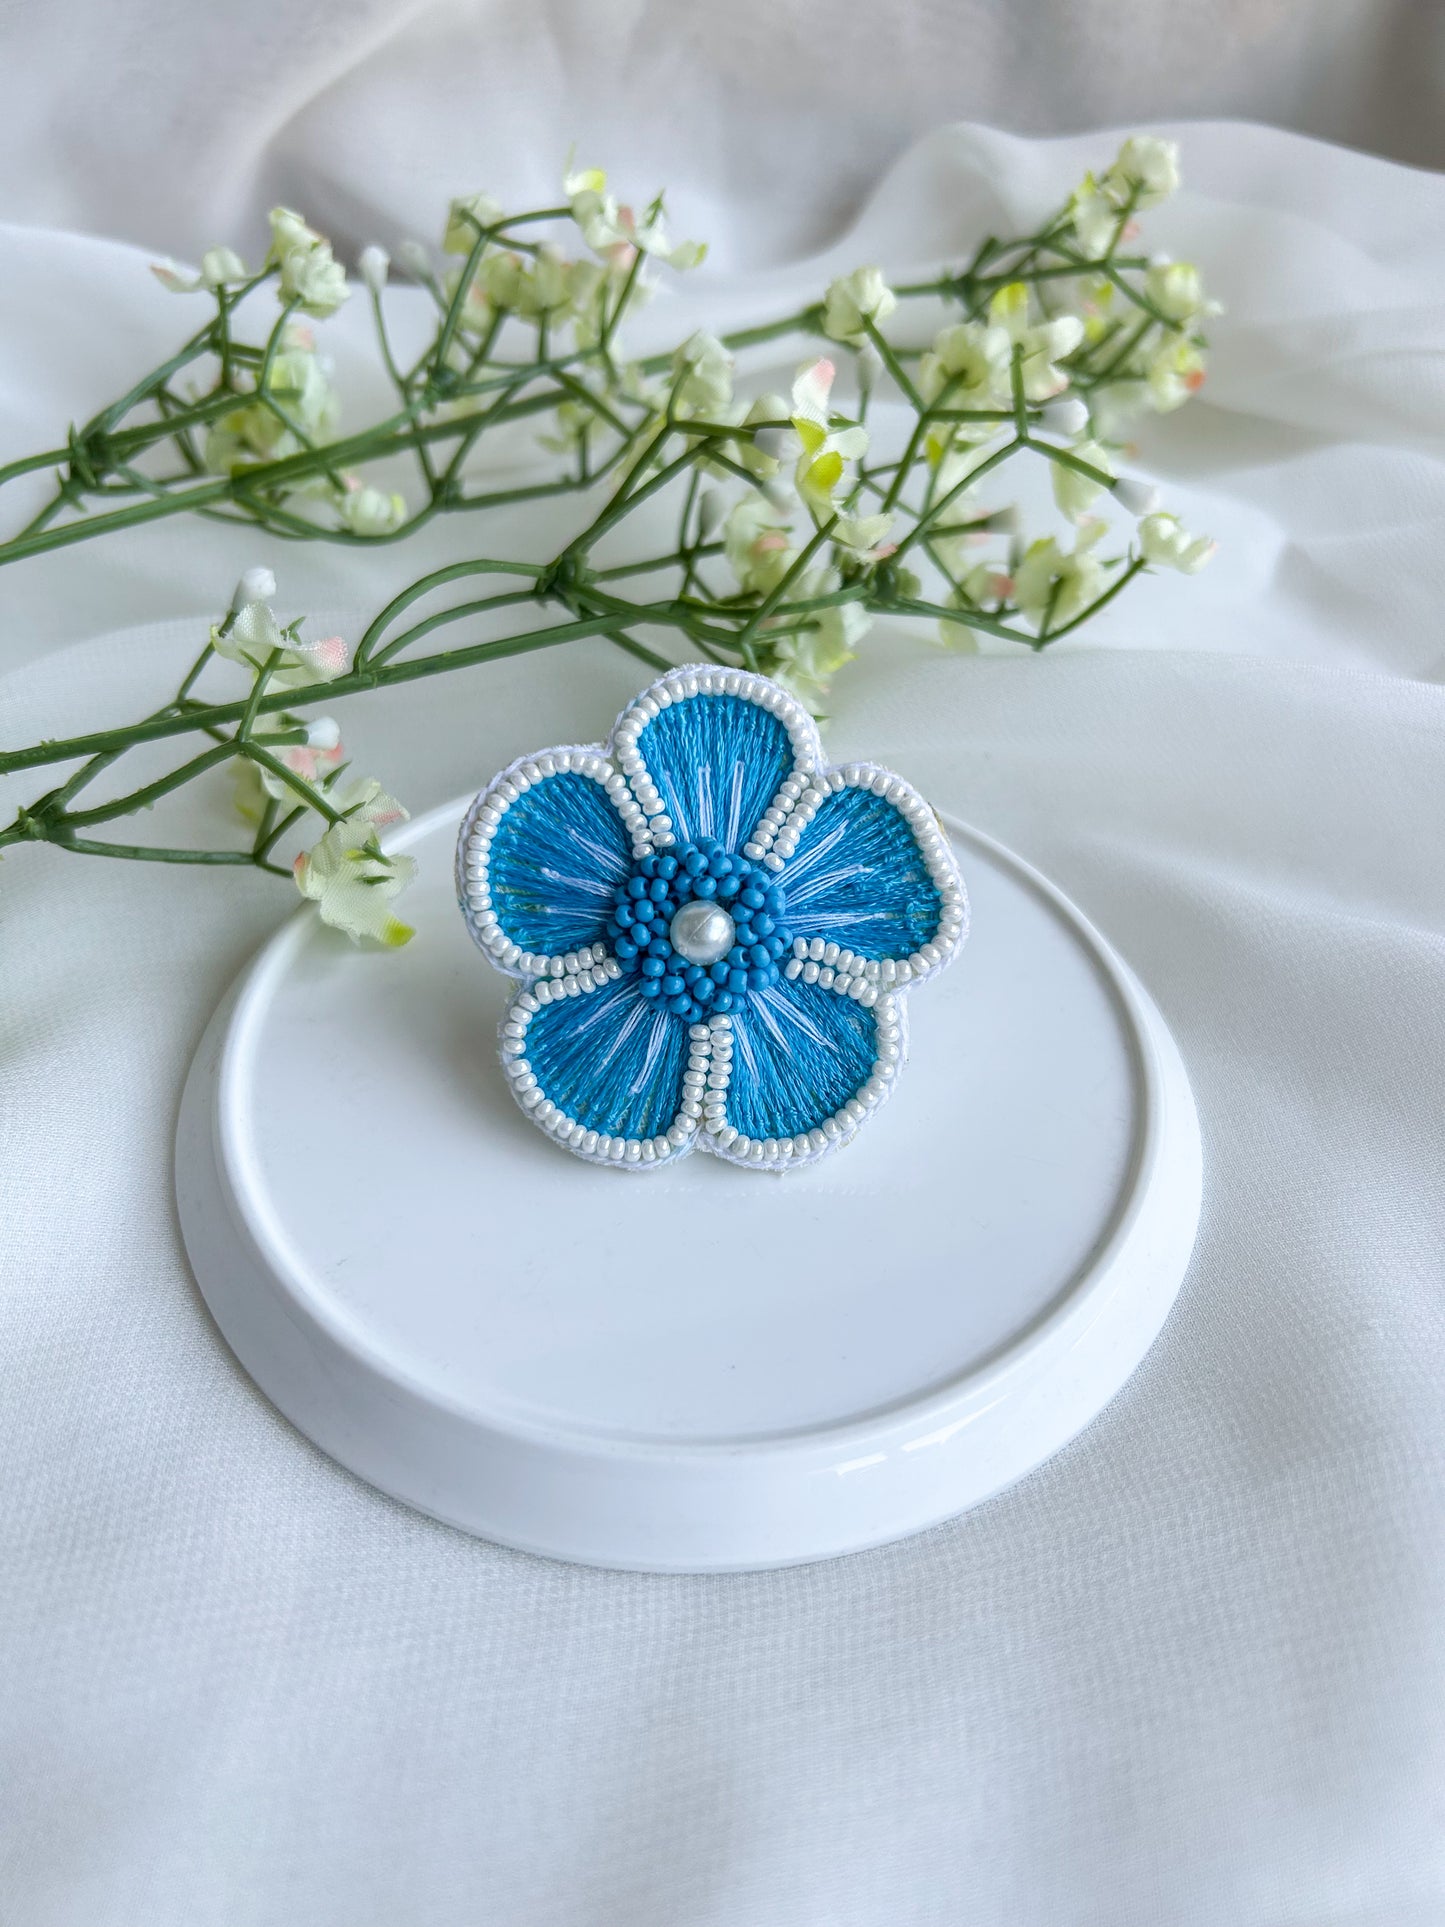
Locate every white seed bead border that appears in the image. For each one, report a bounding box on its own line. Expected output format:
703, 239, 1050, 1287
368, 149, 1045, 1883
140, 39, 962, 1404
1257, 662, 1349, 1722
455, 743, 641, 981
698, 996, 910, 1171
496, 993, 909, 1173
611, 664, 822, 856
499, 971, 704, 1170
775, 762, 969, 989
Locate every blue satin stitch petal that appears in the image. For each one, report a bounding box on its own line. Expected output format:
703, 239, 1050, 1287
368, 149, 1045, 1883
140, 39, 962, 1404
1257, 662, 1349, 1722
521, 975, 692, 1141
486, 770, 632, 957
779, 784, 943, 961
725, 978, 880, 1141
635, 694, 797, 851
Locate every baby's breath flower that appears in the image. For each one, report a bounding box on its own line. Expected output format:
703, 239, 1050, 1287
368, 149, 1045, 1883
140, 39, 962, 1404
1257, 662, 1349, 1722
1069, 178, 1119, 256
235, 723, 346, 822
203, 322, 339, 477
1111, 476, 1161, 518
671, 332, 734, 418
790, 358, 868, 518
438, 261, 494, 339
358, 245, 390, 295
988, 283, 1084, 401
397, 239, 433, 280
822, 266, 897, 346
1013, 521, 1110, 630
1051, 440, 1115, 522
1147, 335, 1207, 410
280, 240, 348, 317
566, 257, 605, 311
4, 139, 1223, 920
725, 494, 797, 596
202, 246, 246, 287
925, 442, 998, 570
1040, 395, 1090, 436
151, 246, 248, 294
210, 597, 285, 670
268, 207, 322, 260
918, 319, 1011, 426
763, 595, 870, 711
1138, 511, 1216, 573
730, 393, 788, 480
936, 610, 981, 654
230, 565, 277, 613
264, 206, 349, 317
832, 512, 894, 561
564, 165, 705, 271
293, 780, 416, 947
696, 487, 726, 540
212, 597, 350, 689
937, 563, 1015, 652
962, 563, 1015, 606
278, 631, 351, 686
1106, 136, 1181, 209
1143, 257, 1209, 324
1070, 137, 1181, 257
442, 192, 503, 254
339, 482, 406, 537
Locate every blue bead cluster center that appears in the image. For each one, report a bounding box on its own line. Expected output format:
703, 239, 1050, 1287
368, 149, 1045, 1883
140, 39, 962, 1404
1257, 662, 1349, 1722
607, 839, 794, 1022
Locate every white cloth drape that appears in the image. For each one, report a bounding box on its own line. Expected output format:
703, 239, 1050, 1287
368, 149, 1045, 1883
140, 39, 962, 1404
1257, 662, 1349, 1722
3, 114, 1445, 1925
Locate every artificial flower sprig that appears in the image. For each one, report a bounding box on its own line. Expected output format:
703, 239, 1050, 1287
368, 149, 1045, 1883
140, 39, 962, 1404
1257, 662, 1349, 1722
0, 136, 1218, 942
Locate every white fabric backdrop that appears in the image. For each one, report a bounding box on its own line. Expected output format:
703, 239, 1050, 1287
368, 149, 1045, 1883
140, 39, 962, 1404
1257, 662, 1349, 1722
3, 116, 1445, 1923
2, 0, 1445, 258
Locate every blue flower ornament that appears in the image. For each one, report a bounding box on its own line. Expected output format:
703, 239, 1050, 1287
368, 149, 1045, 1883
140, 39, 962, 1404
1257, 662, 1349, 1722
456, 667, 967, 1170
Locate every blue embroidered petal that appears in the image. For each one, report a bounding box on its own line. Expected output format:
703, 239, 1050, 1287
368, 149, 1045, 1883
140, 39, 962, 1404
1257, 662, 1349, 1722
517, 975, 691, 1142
779, 781, 949, 963
723, 978, 881, 1142
464, 767, 631, 963
632, 689, 802, 851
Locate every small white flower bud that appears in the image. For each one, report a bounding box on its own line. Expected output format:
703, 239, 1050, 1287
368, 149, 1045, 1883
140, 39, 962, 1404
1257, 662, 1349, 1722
232, 565, 276, 610
398, 239, 432, 280
305, 716, 342, 751
200, 246, 246, 289
1112, 477, 1161, 517
358, 245, 390, 295
1040, 396, 1089, 437
696, 487, 725, 540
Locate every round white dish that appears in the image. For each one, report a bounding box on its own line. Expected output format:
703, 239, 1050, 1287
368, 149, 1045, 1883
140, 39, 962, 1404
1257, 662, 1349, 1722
175, 802, 1201, 1572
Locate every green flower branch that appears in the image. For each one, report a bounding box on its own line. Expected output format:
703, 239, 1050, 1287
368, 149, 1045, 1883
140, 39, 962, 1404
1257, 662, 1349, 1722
0, 136, 1219, 943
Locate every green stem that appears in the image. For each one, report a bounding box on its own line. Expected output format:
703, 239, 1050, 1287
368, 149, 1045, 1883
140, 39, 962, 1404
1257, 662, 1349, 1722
734, 516, 836, 658
52, 835, 289, 872
256, 803, 305, 862
368, 589, 540, 668
891, 438, 1022, 563
242, 742, 345, 823
60, 739, 238, 828
355, 557, 542, 666
862, 316, 924, 412
0, 613, 657, 777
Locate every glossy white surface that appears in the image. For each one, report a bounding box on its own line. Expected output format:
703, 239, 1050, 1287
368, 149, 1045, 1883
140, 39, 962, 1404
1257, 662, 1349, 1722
175, 804, 1201, 1571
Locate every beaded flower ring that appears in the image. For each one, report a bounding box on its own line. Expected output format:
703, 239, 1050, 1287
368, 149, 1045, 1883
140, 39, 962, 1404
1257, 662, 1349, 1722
456, 666, 967, 1170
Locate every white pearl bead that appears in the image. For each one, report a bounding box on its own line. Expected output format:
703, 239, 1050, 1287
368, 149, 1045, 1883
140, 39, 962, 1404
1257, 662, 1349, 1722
669, 901, 736, 965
